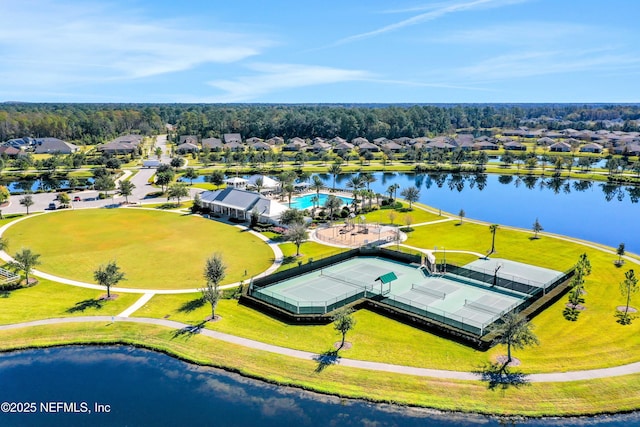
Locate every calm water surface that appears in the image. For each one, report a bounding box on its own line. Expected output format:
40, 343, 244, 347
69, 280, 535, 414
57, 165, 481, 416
316, 172, 639, 253
0, 346, 638, 427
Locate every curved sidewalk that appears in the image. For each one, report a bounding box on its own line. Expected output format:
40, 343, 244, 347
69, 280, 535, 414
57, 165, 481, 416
1, 316, 639, 384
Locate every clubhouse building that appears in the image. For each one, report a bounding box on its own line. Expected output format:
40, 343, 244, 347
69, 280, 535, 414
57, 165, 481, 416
199, 188, 287, 223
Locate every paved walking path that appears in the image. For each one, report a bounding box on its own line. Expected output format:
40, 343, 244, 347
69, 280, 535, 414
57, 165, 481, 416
118, 293, 155, 317
1, 316, 639, 383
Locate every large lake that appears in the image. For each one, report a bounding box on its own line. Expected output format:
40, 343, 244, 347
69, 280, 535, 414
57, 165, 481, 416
316, 172, 639, 253
1, 346, 638, 427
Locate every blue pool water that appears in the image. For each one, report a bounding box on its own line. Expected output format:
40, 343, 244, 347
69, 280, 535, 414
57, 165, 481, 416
290, 193, 352, 210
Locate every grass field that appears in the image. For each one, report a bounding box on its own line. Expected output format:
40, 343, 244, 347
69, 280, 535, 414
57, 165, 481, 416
1, 321, 640, 416
0, 279, 140, 324
2, 209, 274, 289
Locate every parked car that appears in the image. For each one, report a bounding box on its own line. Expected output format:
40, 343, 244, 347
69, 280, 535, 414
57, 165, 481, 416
73, 196, 81, 202
47, 203, 57, 210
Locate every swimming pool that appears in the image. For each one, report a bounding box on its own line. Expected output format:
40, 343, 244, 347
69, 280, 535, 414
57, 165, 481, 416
290, 193, 353, 210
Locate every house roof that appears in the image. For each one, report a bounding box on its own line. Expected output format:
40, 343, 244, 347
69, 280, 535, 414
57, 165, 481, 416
200, 188, 287, 219
179, 135, 198, 144
202, 138, 223, 149
98, 141, 137, 153
0, 146, 21, 156
224, 133, 242, 143
247, 174, 279, 189
176, 142, 199, 151
34, 138, 79, 154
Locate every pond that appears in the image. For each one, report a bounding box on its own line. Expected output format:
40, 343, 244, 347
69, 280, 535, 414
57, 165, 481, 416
4, 178, 95, 193
313, 172, 639, 254
1, 346, 638, 427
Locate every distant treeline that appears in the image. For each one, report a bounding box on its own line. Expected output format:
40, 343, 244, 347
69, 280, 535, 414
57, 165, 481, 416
1, 103, 640, 143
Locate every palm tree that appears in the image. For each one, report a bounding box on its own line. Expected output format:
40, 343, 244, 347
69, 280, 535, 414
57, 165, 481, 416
616, 243, 626, 266
310, 175, 325, 200
202, 253, 227, 319
283, 183, 295, 207
324, 195, 343, 225
360, 172, 376, 191
93, 260, 126, 299
328, 163, 342, 191
346, 175, 365, 203
489, 224, 499, 255
117, 180, 136, 204
10, 248, 41, 285
458, 209, 465, 225
254, 176, 264, 193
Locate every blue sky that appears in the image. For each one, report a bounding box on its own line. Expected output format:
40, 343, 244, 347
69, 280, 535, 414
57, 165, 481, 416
2, 0, 640, 103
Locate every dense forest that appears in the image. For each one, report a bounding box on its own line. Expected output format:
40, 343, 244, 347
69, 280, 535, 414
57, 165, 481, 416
1, 103, 640, 144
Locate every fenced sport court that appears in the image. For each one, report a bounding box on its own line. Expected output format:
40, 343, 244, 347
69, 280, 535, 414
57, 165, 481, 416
249, 255, 566, 336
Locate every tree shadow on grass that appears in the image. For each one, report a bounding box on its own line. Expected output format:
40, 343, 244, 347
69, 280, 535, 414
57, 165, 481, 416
177, 297, 206, 313
475, 362, 530, 391
313, 348, 340, 373
66, 298, 105, 313
171, 321, 207, 340
282, 255, 297, 266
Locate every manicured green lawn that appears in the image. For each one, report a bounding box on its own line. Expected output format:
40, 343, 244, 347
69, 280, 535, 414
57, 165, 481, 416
362, 202, 442, 225
276, 241, 348, 272
3, 209, 274, 289
0, 279, 139, 324
2, 321, 640, 416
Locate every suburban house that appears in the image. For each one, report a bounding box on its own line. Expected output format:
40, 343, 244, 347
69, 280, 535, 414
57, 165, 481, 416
175, 142, 199, 154
0, 146, 22, 157
503, 141, 526, 151
179, 135, 198, 145
199, 188, 287, 223
98, 134, 143, 154
223, 133, 242, 144
34, 138, 79, 154
579, 143, 604, 153
202, 137, 224, 151
549, 141, 572, 152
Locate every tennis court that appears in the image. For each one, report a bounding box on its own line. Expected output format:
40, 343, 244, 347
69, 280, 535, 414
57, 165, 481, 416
251, 256, 561, 335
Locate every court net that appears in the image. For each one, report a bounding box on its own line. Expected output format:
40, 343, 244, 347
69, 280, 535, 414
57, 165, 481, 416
411, 283, 446, 299
464, 299, 501, 315
320, 270, 372, 291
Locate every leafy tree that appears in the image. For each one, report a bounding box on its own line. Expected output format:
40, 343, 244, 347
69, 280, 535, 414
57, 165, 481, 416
201, 253, 227, 319
284, 224, 308, 256
332, 307, 356, 349
19, 195, 34, 215
210, 170, 225, 188
0, 237, 8, 252
489, 312, 539, 364
250, 208, 260, 228
117, 180, 136, 204
280, 208, 305, 226
155, 171, 173, 192
532, 218, 543, 239
94, 175, 116, 199
167, 182, 189, 205
388, 210, 397, 225
57, 192, 71, 208
154, 146, 163, 159
253, 176, 264, 193
619, 269, 638, 324
458, 209, 465, 225
183, 167, 198, 185
170, 157, 185, 170
9, 248, 41, 285
0, 185, 10, 204
489, 224, 499, 254
616, 243, 626, 266
93, 260, 126, 299
564, 253, 592, 320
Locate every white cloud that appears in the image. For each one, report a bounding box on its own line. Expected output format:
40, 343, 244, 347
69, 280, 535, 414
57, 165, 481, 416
335, 0, 529, 45
455, 48, 640, 81
0, 0, 271, 88
206, 63, 372, 102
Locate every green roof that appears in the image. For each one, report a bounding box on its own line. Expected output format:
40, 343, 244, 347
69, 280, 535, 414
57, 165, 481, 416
376, 272, 398, 284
